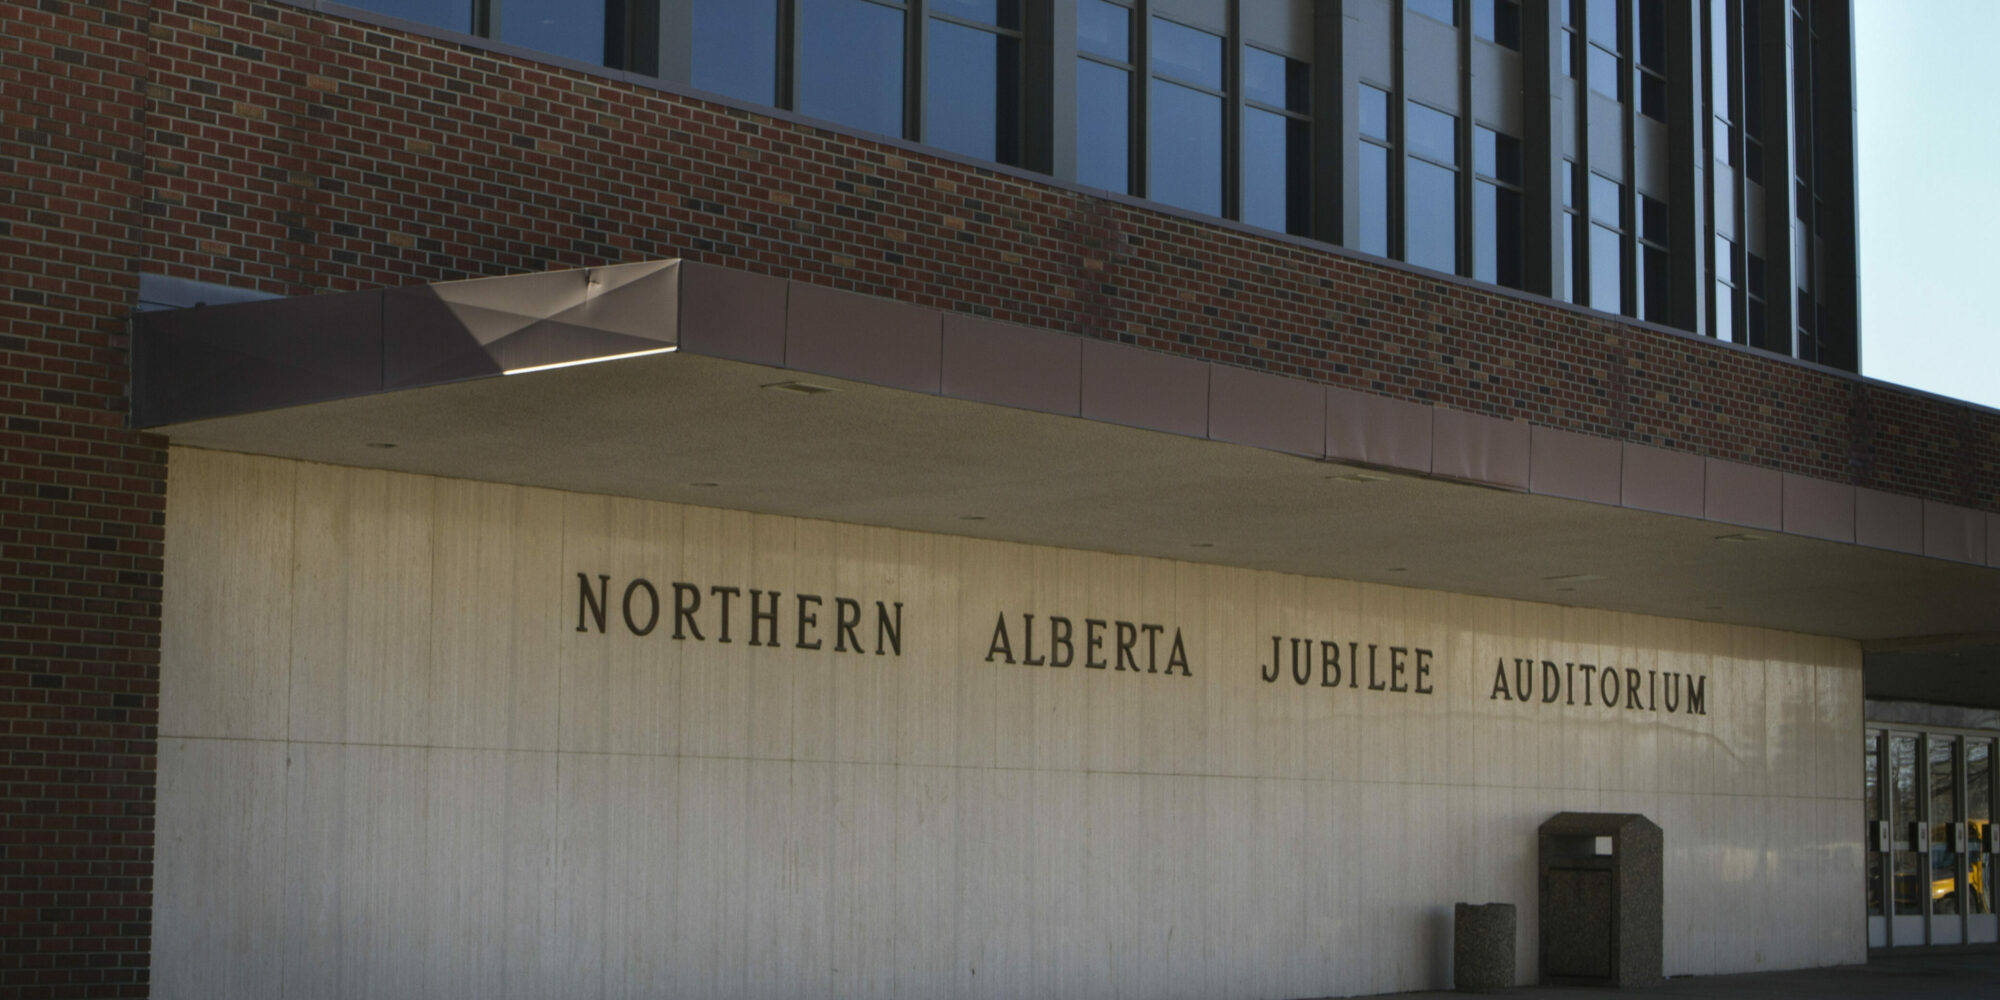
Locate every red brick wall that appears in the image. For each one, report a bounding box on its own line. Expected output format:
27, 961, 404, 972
134, 0, 2000, 513
1, 0, 164, 996
0, 2, 1989, 992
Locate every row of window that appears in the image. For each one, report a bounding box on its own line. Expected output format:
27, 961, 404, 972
326, 0, 1852, 367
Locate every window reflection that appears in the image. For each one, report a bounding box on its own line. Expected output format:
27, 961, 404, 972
1244, 109, 1309, 234
799, 0, 907, 137
1149, 78, 1224, 214
1149, 17, 1224, 216
343, 0, 474, 33
692, 0, 779, 104
1894, 734, 1921, 916
1970, 741, 1993, 916
926, 17, 1020, 163
1078, 0, 1129, 59
501, 0, 605, 64
1078, 60, 1131, 193
1359, 141, 1389, 256
1244, 47, 1310, 235
1405, 103, 1458, 273
1407, 159, 1457, 273
1077, 1, 1132, 194
1408, 0, 1457, 27
1473, 0, 1520, 49
1931, 737, 1960, 917
1474, 126, 1521, 288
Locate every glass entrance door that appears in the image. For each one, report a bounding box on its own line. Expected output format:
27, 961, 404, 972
1887, 732, 1925, 946
1927, 733, 1963, 945
1969, 738, 1997, 944
1868, 727, 2000, 949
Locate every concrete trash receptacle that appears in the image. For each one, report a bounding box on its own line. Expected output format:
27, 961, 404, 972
1454, 901, 1516, 992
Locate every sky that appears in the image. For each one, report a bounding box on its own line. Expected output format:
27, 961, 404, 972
1853, 0, 2000, 411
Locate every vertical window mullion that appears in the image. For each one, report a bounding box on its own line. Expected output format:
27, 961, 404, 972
1224, 0, 1242, 222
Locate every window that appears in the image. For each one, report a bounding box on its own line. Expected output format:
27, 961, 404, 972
799, 0, 908, 137
1714, 233, 1739, 342
691, 0, 779, 104
926, 2, 1023, 163
1585, 0, 1621, 100
1637, 193, 1669, 322
1560, 0, 1580, 77
1242, 46, 1311, 235
1408, 0, 1457, 27
1636, 0, 1666, 121
1473, 0, 1520, 50
1148, 16, 1226, 216
1358, 84, 1392, 256
1588, 171, 1625, 314
343, 0, 475, 33
1473, 126, 1522, 289
500, 0, 606, 64
1405, 103, 1459, 274
1077, 0, 1134, 193
1561, 161, 1583, 301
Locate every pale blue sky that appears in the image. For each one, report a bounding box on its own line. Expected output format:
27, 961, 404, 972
1854, 0, 2000, 410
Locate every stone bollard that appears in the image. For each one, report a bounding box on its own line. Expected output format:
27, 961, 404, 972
1453, 902, 1516, 992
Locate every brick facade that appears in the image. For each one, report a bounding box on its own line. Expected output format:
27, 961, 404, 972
129, 1, 1998, 511
0, 0, 1992, 991
2, 1, 164, 995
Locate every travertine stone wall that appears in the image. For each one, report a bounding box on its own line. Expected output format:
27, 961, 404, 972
158, 447, 1864, 1000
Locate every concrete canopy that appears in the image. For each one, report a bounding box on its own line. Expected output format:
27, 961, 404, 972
135, 260, 2000, 699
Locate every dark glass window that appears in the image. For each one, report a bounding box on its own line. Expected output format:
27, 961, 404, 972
1149, 17, 1225, 216
1714, 234, 1739, 342
799, 0, 907, 137
1408, 159, 1457, 273
1358, 83, 1392, 256
1639, 244, 1669, 321
1152, 17, 1224, 89
926, 13, 1021, 163
1077, 1, 1132, 194
1590, 222, 1623, 313
1588, 43, 1620, 99
1474, 0, 1521, 50
1588, 172, 1625, 312
1150, 78, 1224, 214
1359, 84, 1391, 142
1244, 109, 1309, 235
692, 0, 780, 104
1077, 60, 1131, 193
1359, 142, 1390, 256
1711, 0, 1732, 117
344, 0, 474, 33
1637, 0, 1666, 71
1243, 47, 1308, 113
931, 0, 1005, 19
1405, 104, 1458, 273
1406, 103, 1455, 164
1586, 0, 1617, 48
1243, 47, 1310, 235
1640, 73, 1666, 121
500, 0, 606, 64
1589, 172, 1620, 226
1408, 0, 1457, 27
1079, 0, 1129, 59
1473, 127, 1522, 289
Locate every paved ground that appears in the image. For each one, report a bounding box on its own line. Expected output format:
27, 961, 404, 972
1368, 951, 2000, 999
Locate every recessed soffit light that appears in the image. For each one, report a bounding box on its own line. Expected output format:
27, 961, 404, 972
1715, 533, 1768, 543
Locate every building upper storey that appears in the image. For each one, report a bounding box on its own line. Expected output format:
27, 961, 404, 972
321, 0, 1859, 372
